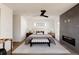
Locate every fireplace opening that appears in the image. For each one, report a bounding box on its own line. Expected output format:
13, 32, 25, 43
62, 35, 75, 46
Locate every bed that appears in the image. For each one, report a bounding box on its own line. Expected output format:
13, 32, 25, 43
26, 32, 56, 47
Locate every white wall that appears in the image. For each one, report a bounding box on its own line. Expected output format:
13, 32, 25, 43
13, 15, 21, 42
21, 16, 27, 40
54, 16, 60, 41
23, 16, 55, 34
0, 4, 13, 39
13, 15, 27, 42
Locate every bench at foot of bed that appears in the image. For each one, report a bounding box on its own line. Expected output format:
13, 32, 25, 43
30, 38, 50, 47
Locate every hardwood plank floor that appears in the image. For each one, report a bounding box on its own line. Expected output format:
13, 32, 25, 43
12, 39, 25, 51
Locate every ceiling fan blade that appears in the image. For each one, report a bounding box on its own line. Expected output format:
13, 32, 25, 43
40, 10, 48, 18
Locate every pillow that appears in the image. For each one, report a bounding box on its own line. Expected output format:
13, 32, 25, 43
36, 33, 43, 35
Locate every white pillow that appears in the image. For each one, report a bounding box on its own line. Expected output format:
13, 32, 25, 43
37, 33, 43, 35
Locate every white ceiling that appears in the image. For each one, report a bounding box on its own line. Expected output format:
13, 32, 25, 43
4, 3, 77, 15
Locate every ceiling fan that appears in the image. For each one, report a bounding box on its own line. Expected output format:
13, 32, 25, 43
40, 10, 48, 18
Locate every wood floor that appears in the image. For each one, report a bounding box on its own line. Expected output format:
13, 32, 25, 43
12, 40, 25, 51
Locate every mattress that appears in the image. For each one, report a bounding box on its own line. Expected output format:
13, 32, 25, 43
31, 39, 49, 42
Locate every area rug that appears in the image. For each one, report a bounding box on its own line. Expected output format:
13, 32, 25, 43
12, 40, 71, 55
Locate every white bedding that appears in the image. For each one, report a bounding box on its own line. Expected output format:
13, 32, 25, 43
32, 38, 49, 42
36, 33, 43, 35
29, 34, 52, 38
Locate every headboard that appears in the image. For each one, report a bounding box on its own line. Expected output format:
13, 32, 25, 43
36, 31, 44, 34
